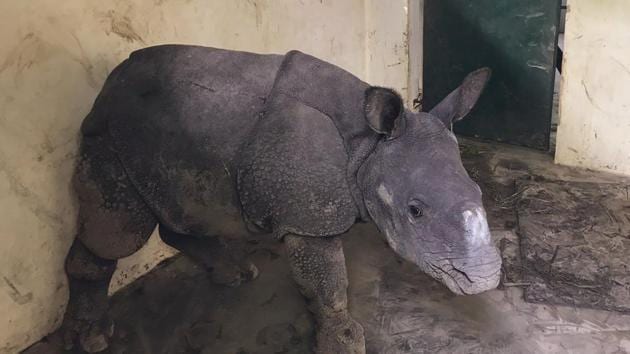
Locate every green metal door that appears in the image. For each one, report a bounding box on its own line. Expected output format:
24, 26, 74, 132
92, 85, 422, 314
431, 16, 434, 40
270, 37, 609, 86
424, 0, 562, 150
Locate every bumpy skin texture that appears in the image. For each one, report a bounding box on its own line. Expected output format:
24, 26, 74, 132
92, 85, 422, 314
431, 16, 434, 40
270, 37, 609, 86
63, 135, 158, 352
237, 93, 357, 238
74, 135, 159, 260
63, 46, 382, 353
63, 45, 501, 354
93, 46, 377, 238
96, 45, 284, 237
285, 235, 365, 354
253, 51, 382, 221
63, 45, 499, 353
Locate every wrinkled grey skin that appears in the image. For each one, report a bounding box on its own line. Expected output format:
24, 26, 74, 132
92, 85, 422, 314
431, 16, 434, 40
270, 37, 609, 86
61, 45, 500, 354
359, 112, 501, 295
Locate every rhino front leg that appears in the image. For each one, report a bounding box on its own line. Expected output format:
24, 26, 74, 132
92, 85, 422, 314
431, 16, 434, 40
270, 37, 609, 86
285, 235, 365, 354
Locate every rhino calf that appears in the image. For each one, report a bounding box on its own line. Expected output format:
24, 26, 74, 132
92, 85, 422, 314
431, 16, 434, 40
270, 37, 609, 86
61, 45, 500, 353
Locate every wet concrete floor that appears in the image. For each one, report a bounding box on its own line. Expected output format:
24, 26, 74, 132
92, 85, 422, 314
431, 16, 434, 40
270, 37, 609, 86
26, 139, 630, 354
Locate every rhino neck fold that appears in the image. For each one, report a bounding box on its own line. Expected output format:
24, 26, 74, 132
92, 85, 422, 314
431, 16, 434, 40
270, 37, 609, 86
267, 50, 382, 221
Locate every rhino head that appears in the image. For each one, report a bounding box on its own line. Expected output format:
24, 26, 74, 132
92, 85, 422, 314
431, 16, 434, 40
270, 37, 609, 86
358, 68, 501, 295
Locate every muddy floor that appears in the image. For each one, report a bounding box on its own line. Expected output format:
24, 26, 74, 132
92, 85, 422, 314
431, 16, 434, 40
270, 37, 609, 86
26, 139, 630, 354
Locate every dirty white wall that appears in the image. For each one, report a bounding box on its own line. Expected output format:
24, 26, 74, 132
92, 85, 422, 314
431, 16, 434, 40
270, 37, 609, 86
0, 1, 414, 352
555, 1, 630, 176
366, 0, 410, 103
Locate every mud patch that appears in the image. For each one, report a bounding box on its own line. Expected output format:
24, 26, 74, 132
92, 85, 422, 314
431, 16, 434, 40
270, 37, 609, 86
514, 180, 630, 312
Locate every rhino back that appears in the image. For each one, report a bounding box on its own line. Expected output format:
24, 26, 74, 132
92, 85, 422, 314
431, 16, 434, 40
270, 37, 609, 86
87, 45, 283, 236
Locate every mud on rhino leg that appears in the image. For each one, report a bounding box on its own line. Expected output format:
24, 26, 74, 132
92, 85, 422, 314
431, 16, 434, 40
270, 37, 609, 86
62, 136, 158, 353
63, 240, 116, 353
158, 225, 258, 287
284, 235, 366, 354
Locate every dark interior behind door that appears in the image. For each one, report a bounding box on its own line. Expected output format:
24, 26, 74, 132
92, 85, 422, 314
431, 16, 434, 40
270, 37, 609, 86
424, 0, 562, 150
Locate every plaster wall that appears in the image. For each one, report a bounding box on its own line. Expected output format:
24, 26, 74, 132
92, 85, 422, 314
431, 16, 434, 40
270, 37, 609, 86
0, 1, 412, 352
555, 1, 630, 176
365, 0, 410, 102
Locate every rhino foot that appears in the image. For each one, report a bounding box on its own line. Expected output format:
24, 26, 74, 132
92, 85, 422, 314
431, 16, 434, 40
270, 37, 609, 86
62, 314, 114, 353
210, 260, 259, 287
315, 314, 365, 354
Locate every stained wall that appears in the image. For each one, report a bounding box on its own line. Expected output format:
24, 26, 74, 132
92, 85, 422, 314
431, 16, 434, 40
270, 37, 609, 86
0, 1, 413, 352
555, 1, 630, 175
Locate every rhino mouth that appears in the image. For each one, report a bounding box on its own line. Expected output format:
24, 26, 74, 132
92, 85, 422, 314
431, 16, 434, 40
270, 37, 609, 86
427, 247, 502, 295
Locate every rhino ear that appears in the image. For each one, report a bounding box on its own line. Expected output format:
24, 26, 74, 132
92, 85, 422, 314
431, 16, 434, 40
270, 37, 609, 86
429, 68, 491, 127
364, 87, 405, 139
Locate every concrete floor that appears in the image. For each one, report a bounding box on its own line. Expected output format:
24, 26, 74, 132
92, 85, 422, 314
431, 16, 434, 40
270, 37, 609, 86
26, 139, 630, 354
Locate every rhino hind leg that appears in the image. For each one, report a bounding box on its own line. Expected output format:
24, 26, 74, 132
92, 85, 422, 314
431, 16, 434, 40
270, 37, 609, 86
284, 235, 366, 354
62, 240, 117, 353
158, 225, 259, 287
62, 136, 158, 352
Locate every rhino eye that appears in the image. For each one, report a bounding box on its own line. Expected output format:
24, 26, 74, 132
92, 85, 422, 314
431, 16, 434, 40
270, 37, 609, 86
409, 205, 424, 218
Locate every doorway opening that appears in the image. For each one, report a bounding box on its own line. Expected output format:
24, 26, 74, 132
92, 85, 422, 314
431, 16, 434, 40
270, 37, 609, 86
550, 0, 568, 153
423, 0, 566, 153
